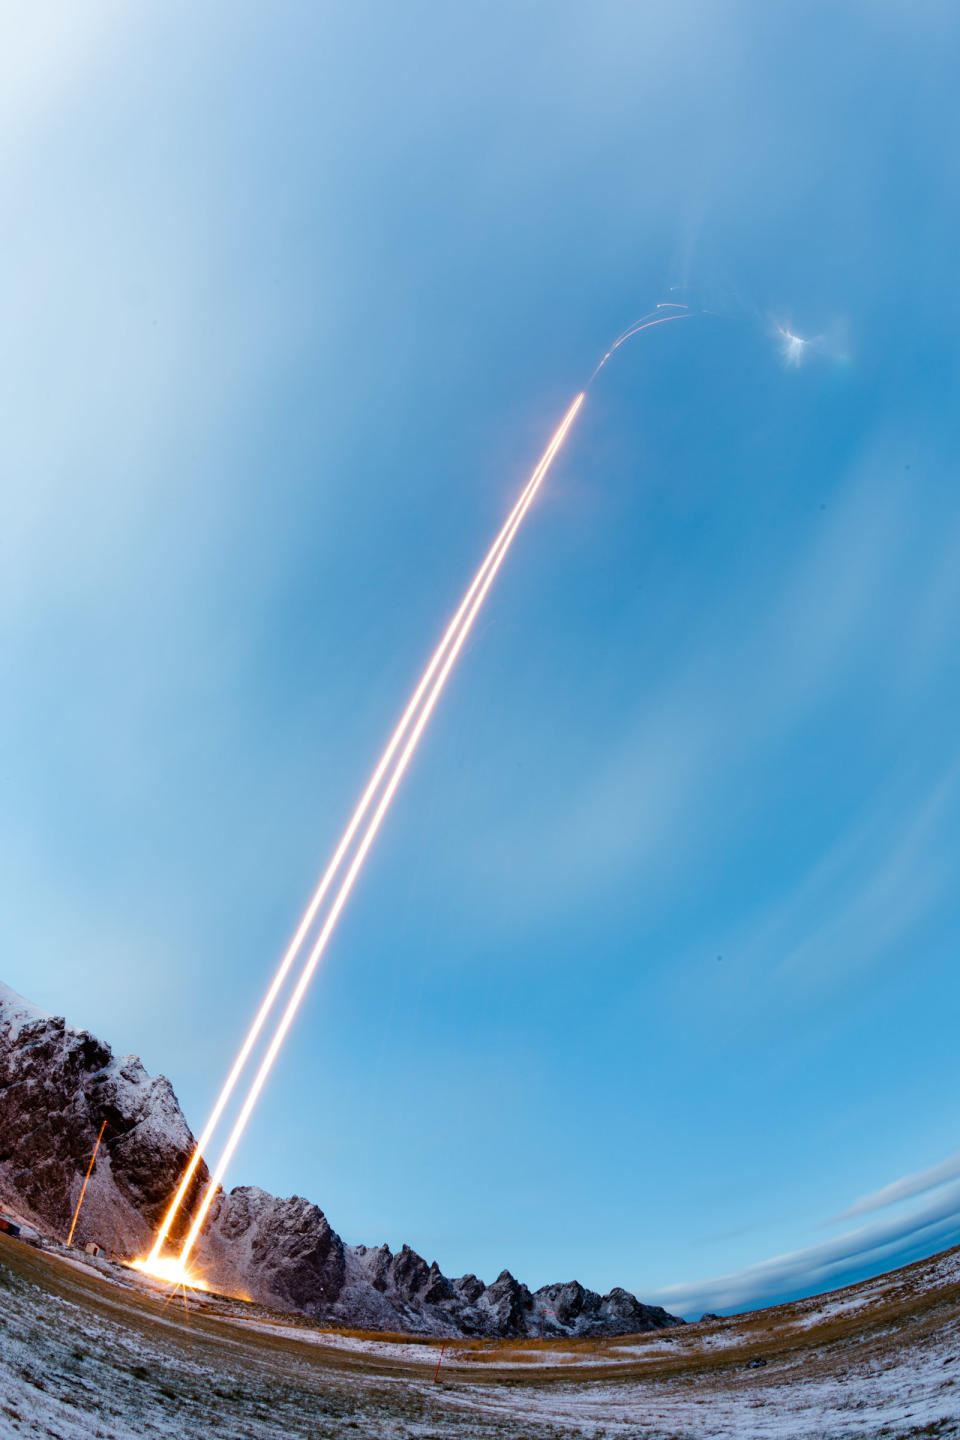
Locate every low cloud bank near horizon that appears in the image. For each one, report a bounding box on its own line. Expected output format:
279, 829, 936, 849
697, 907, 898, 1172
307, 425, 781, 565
651, 1180, 960, 1318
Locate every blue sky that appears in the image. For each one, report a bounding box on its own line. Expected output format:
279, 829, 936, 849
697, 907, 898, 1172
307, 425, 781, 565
2, 0, 960, 1316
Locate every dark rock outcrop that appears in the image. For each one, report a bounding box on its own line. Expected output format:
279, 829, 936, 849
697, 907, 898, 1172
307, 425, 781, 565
199, 1189, 347, 1312
0, 981, 682, 1337
0, 985, 207, 1255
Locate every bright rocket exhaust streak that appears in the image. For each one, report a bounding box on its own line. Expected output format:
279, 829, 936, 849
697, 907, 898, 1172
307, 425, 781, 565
142, 392, 584, 1274
143, 304, 699, 1278
175, 392, 584, 1265
145, 392, 578, 1267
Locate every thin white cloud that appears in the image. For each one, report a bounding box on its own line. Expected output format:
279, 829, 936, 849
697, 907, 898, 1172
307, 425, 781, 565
459, 442, 937, 937
774, 757, 960, 987
838, 1147, 960, 1221
651, 1180, 960, 1316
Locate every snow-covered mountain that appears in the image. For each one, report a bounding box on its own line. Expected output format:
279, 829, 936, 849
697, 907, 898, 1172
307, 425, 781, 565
0, 983, 203, 1257
0, 981, 681, 1337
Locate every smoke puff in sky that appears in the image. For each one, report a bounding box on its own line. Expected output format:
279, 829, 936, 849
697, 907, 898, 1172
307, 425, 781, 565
1, 0, 960, 1313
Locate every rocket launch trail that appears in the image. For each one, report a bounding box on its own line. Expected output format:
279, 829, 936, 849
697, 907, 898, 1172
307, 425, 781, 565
590, 309, 693, 379
143, 393, 582, 1270
139, 308, 691, 1287
141, 392, 585, 1282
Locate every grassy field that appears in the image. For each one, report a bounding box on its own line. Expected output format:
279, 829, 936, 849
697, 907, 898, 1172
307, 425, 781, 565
1, 1233, 959, 1438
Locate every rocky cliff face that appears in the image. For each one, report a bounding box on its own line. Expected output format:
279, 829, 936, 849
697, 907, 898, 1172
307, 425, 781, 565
0, 982, 681, 1337
0, 983, 207, 1256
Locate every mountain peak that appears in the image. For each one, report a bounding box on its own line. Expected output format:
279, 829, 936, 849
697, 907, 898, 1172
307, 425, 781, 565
0, 981, 682, 1338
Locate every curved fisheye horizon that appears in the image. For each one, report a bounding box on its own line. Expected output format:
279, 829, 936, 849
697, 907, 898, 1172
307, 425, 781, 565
2, 0, 960, 1357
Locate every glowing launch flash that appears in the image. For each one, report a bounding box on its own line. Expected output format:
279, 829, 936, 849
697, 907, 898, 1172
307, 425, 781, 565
128, 1255, 210, 1291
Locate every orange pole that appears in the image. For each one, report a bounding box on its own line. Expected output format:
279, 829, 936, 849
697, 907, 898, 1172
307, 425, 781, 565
66, 1120, 107, 1247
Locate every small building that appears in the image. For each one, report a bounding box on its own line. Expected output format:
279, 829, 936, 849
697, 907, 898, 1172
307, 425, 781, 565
83, 1241, 103, 1257
0, 1216, 21, 1238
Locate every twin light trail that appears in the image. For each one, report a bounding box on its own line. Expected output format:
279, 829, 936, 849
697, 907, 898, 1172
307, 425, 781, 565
138, 391, 583, 1283
138, 311, 691, 1287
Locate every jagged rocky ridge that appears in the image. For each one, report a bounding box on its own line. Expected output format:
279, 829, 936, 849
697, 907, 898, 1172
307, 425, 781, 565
0, 982, 682, 1337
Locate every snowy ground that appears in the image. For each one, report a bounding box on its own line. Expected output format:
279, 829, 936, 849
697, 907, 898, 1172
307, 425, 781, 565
1, 1235, 959, 1439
